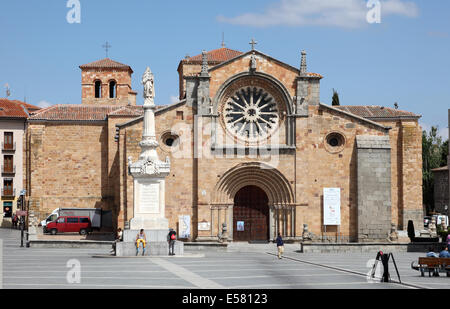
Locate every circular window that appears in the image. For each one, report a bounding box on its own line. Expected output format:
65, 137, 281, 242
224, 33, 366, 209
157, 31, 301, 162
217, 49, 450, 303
324, 132, 346, 153
165, 138, 175, 147
223, 86, 280, 142
161, 132, 179, 149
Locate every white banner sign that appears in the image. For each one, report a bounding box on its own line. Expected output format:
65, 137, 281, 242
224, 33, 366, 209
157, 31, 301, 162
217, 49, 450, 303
179, 215, 191, 239
323, 188, 341, 226
198, 221, 210, 231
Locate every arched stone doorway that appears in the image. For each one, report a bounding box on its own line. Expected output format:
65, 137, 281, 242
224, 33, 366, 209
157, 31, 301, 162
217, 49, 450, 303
233, 185, 269, 241
211, 162, 296, 241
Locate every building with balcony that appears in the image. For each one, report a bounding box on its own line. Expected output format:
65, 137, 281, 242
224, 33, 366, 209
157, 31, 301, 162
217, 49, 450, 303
0, 98, 39, 227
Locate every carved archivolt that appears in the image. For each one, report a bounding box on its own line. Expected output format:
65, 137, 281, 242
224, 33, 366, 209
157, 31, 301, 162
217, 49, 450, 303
212, 162, 295, 206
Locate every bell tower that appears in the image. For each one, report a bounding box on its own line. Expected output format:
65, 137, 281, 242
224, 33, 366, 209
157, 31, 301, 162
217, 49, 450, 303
79, 58, 137, 106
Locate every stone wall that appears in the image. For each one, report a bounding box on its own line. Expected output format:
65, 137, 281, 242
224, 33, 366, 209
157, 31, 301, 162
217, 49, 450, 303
400, 121, 423, 229
356, 135, 392, 242
26, 122, 110, 220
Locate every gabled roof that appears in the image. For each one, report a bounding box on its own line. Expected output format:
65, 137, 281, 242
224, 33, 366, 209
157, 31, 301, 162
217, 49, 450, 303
208, 49, 323, 79
79, 58, 133, 73
319, 103, 390, 131
29, 105, 144, 122
334, 105, 420, 120
181, 48, 244, 66
108, 106, 143, 117
0, 98, 40, 119
116, 100, 187, 128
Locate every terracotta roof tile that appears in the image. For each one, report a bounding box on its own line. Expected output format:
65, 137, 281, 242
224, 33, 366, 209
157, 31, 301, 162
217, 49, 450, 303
108, 106, 143, 117
306, 72, 323, 78
79, 58, 133, 72
335, 105, 420, 119
0, 99, 40, 118
183, 48, 243, 65
29, 104, 170, 121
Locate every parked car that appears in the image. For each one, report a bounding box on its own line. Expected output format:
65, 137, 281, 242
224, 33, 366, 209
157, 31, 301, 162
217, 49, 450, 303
46, 216, 91, 235
40, 208, 112, 232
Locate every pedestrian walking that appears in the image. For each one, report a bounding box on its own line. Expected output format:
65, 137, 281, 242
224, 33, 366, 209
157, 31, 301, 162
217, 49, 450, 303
136, 229, 147, 256
12, 214, 18, 229
276, 233, 284, 259
168, 228, 177, 256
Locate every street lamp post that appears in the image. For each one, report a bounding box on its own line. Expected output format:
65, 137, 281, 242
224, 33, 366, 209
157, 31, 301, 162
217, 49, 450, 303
19, 195, 24, 248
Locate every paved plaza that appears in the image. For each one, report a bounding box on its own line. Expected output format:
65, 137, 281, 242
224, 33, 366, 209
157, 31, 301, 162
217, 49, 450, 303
0, 229, 448, 289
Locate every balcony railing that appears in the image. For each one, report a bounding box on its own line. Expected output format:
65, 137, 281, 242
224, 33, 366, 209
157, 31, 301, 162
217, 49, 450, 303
1, 165, 16, 174
2, 142, 16, 151
1, 188, 15, 197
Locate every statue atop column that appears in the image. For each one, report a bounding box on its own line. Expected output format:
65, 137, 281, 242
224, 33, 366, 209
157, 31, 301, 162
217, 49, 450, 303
142, 67, 155, 104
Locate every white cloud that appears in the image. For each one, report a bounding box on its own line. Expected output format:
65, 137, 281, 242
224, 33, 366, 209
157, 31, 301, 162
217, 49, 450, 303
36, 100, 52, 108
217, 0, 418, 29
439, 127, 449, 140
170, 95, 179, 105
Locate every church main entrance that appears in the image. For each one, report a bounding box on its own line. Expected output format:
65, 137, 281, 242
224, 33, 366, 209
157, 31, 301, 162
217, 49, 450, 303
233, 185, 269, 242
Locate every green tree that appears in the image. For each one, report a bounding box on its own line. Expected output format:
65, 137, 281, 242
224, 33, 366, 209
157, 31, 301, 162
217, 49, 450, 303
422, 126, 447, 214
332, 89, 340, 106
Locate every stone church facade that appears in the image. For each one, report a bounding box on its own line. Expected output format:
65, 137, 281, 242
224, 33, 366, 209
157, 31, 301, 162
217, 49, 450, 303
25, 46, 423, 242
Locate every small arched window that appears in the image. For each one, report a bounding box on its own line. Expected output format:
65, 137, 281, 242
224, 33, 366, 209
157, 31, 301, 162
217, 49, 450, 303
95, 80, 102, 98
109, 81, 117, 98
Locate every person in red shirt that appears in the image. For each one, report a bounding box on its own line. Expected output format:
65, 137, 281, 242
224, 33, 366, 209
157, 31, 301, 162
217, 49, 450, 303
168, 229, 177, 256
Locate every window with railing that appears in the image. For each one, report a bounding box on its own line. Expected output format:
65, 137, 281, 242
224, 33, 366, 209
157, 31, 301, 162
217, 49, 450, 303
3, 132, 15, 151
2, 155, 14, 174
2, 179, 14, 196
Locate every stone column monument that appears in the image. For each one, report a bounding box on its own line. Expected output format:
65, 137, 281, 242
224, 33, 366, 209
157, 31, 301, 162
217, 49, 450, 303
116, 67, 182, 256
128, 67, 170, 231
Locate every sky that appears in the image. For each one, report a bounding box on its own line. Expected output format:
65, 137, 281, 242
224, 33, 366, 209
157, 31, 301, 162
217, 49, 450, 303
0, 0, 449, 139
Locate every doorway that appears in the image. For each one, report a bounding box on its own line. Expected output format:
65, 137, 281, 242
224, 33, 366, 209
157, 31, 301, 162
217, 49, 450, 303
233, 185, 269, 241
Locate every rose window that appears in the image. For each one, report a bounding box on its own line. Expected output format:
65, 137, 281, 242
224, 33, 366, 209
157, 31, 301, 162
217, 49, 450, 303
224, 87, 279, 141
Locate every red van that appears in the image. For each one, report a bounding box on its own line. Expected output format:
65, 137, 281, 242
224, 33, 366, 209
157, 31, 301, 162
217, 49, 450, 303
46, 216, 91, 235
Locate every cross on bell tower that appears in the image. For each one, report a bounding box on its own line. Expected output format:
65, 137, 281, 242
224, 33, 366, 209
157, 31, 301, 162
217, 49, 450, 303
102, 41, 112, 58
249, 38, 258, 50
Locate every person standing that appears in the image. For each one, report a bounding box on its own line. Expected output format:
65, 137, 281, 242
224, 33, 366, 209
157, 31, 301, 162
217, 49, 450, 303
446, 233, 450, 250
117, 228, 123, 242
276, 233, 284, 259
136, 229, 147, 256
168, 228, 177, 256
12, 214, 18, 229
